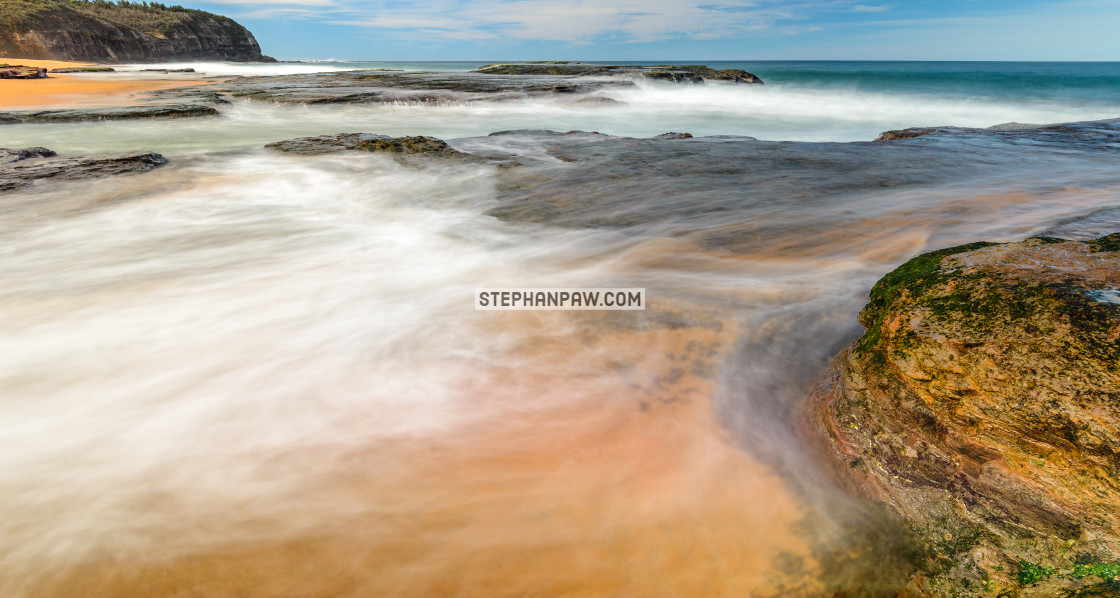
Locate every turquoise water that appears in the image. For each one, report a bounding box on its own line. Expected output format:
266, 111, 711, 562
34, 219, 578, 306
129, 59, 1120, 108
294, 59, 1120, 106
11, 60, 1119, 155
702, 61, 1120, 102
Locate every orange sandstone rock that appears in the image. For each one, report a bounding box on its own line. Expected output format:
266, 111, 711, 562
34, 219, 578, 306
813, 235, 1120, 596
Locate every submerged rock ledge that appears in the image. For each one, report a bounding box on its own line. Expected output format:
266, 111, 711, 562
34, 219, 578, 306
811, 236, 1120, 596
0, 146, 168, 192
473, 62, 764, 84
0, 104, 219, 125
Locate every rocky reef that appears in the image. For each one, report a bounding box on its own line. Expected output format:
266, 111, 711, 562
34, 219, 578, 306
812, 236, 1120, 596
473, 62, 764, 84
0, 104, 218, 124
0, 0, 271, 62
135, 62, 762, 109
48, 65, 114, 72
1, 145, 168, 191
0, 60, 765, 125
875, 119, 1120, 144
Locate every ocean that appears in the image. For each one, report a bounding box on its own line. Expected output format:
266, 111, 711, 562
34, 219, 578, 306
2, 61, 1119, 595
7, 60, 1120, 152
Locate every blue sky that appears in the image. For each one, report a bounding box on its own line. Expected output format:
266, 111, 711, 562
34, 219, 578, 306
183, 0, 1120, 61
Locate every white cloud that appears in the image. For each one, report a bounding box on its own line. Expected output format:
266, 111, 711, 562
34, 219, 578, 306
240, 6, 344, 18
211, 0, 879, 42
206, 0, 334, 5
850, 4, 889, 12
779, 24, 822, 34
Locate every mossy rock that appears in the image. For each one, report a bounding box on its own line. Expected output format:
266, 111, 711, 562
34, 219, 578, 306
813, 234, 1120, 597
264, 132, 475, 160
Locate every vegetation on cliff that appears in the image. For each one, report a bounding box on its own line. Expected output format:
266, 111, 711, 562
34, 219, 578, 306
814, 235, 1120, 596
0, 0, 271, 62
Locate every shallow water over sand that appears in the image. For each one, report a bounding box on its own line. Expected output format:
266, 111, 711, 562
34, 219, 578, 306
2, 90, 1120, 595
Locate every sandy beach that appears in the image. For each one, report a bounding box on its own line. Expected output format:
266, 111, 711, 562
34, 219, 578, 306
0, 58, 209, 110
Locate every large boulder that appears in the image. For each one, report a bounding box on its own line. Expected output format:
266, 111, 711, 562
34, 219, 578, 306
812, 236, 1120, 596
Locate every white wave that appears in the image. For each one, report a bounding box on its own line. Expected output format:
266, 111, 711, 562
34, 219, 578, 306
0, 152, 595, 584
6, 77, 1120, 157
608, 80, 1120, 141
3, 118, 1120, 593
113, 61, 356, 77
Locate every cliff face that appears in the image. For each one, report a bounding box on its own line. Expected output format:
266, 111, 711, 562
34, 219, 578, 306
812, 236, 1120, 596
0, 0, 272, 62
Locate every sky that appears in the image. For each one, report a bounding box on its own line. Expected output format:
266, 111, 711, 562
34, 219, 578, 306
180, 0, 1120, 61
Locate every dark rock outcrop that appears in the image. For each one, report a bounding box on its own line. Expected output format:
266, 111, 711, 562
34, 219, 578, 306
151, 64, 759, 109
0, 64, 46, 78
0, 145, 168, 191
874, 127, 944, 141
49, 66, 114, 72
265, 133, 473, 160
0, 146, 57, 162
437, 120, 1120, 233
874, 119, 1120, 144
812, 236, 1120, 596
641, 65, 763, 84
473, 62, 764, 84
0, 0, 272, 62
0, 104, 218, 124
187, 70, 631, 106
150, 62, 757, 109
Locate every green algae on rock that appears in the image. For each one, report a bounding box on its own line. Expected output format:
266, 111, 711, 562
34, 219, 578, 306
48, 66, 115, 73
812, 235, 1120, 597
264, 133, 476, 162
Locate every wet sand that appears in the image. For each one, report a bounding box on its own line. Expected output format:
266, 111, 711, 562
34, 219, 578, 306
0, 58, 210, 110
22, 311, 821, 597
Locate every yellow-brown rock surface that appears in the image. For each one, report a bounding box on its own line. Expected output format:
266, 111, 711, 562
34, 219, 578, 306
812, 234, 1120, 596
